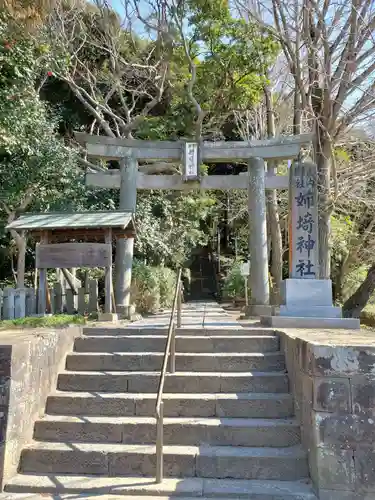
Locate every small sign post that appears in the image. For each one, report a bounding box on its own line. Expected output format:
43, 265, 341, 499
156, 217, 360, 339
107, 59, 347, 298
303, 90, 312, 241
183, 142, 199, 180
240, 262, 250, 276
240, 262, 250, 306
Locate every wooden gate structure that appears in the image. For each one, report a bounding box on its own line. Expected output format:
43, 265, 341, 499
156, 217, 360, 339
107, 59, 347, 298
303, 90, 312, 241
76, 132, 313, 316
7, 211, 135, 316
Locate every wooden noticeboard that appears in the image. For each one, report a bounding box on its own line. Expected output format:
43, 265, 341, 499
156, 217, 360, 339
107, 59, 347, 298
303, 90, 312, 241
36, 243, 112, 269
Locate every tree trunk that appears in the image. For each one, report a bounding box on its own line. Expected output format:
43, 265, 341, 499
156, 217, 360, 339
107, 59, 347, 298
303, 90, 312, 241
5, 192, 34, 289
267, 209, 272, 261
293, 91, 301, 135
267, 189, 283, 303
334, 248, 357, 303
9, 228, 27, 289
343, 263, 375, 318
334, 257, 346, 303
314, 126, 332, 279
16, 233, 26, 288
263, 85, 283, 303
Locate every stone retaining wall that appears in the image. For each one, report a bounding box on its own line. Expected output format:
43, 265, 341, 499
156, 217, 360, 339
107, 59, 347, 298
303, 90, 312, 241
280, 328, 375, 500
0, 325, 82, 489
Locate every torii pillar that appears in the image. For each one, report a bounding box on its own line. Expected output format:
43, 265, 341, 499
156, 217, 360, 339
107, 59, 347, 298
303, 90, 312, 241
115, 153, 138, 318
245, 157, 272, 316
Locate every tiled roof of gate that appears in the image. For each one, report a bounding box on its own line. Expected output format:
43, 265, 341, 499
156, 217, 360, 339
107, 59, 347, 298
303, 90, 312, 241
6, 211, 134, 230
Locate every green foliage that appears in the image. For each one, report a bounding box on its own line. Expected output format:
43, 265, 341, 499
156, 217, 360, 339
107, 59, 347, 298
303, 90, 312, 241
131, 261, 160, 313
334, 147, 350, 163
331, 214, 353, 258
222, 261, 246, 300
155, 266, 178, 308
186, 0, 279, 118
135, 191, 216, 267
0, 0, 280, 305
331, 214, 369, 301
131, 261, 177, 313
0, 314, 85, 329
135, 0, 279, 140
344, 265, 369, 301
0, 14, 81, 214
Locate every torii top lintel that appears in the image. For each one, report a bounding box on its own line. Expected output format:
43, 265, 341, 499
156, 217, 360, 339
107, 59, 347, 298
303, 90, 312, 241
75, 132, 313, 162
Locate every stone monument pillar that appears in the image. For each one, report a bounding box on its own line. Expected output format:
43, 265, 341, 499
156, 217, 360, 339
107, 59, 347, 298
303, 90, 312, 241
289, 161, 319, 279
261, 161, 359, 329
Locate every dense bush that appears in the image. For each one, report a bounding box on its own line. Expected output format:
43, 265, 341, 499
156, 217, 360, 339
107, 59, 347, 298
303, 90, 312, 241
131, 262, 177, 313
222, 261, 247, 301
156, 266, 178, 308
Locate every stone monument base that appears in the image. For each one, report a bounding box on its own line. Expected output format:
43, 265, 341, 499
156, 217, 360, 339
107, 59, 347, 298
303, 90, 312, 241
279, 305, 342, 318
261, 315, 360, 329
262, 278, 360, 330
281, 278, 333, 306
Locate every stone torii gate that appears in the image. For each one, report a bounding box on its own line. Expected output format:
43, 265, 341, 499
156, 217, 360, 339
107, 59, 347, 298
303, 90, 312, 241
76, 132, 313, 317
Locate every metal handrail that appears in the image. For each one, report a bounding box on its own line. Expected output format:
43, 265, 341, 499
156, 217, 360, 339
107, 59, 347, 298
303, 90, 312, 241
155, 268, 182, 483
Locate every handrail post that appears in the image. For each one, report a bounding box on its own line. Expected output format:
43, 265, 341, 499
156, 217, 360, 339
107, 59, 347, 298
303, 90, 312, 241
170, 323, 176, 373
156, 401, 164, 483
154, 268, 181, 484
177, 282, 182, 328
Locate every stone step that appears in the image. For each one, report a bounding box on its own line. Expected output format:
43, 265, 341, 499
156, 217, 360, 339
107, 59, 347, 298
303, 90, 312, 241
20, 442, 309, 480
58, 371, 289, 393
83, 327, 279, 337
65, 352, 285, 372
6, 474, 318, 499
34, 415, 301, 447
46, 391, 294, 418
1, 495, 318, 500
74, 335, 280, 353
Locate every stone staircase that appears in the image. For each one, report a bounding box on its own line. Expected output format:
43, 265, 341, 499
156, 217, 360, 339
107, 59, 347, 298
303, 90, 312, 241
5, 323, 317, 499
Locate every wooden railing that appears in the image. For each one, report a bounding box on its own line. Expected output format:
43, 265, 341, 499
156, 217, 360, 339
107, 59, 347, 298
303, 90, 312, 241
155, 268, 183, 483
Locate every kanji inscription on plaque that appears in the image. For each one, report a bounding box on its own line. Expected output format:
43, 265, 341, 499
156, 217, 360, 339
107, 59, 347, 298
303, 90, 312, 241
290, 162, 319, 279
183, 142, 199, 179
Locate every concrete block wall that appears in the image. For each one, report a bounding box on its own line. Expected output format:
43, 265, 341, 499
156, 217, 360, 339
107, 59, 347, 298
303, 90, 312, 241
280, 329, 375, 500
0, 326, 81, 489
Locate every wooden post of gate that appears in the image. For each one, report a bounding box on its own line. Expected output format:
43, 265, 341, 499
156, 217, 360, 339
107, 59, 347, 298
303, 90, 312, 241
38, 231, 48, 315
104, 228, 113, 315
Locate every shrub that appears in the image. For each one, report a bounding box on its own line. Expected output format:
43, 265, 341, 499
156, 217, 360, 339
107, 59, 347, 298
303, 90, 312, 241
131, 261, 160, 313
222, 261, 246, 300
0, 314, 85, 329
131, 262, 177, 313
156, 266, 177, 308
